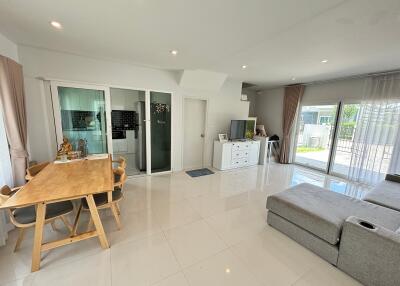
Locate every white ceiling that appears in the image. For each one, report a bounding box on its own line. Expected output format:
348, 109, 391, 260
1, 0, 400, 88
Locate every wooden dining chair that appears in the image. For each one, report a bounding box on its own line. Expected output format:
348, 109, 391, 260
0, 185, 74, 252
112, 156, 127, 170
74, 166, 127, 233
25, 161, 50, 181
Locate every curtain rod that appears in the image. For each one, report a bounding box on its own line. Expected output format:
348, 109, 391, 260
301, 69, 400, 87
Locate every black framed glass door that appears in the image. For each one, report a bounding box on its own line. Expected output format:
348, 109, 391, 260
149, 91, 171, 173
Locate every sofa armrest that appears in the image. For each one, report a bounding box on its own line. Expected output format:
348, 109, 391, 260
337, 216, 400, 286
385, 173, 400, 183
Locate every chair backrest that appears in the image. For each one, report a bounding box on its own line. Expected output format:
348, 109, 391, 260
0, 185, 12, 206
26, 161, 50, 180
113, 167, 127, 188
113, 156, 127, 169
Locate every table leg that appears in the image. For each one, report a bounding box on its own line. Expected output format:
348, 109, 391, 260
71, 203, 82, 236
31, 202, 46, 272
85, 195, 109, 249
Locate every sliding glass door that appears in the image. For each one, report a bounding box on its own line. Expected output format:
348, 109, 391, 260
331, 102, 400, 182
330, 104, 360, 177
294, 105, 338, 171
295, 101, 399, 183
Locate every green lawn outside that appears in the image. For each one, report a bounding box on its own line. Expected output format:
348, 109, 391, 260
296, 146, 325, 153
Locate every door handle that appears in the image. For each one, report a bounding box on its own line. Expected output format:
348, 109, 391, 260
200, 134, 205, 138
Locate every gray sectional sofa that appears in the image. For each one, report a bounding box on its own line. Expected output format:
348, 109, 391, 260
266, 175, 400, 286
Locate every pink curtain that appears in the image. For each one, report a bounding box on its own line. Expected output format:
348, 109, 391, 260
0, 55, 28, 186
279, 84, 304, 164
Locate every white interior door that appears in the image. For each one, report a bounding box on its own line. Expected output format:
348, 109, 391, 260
183, 98, 206, 169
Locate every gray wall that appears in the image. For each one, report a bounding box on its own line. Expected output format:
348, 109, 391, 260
0, 33, 18, 62
243, 89, 257, 117
254, 87, 284, 138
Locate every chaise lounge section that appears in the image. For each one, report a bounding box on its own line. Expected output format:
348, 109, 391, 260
266, 179, 400, 286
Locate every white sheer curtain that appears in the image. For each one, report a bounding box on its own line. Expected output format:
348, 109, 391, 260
388, 130, 400, 174
348, 73, 400, 185
0, 107, 13, 246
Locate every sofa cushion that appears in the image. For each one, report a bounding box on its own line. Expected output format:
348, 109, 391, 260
363, 180, 400, 212
266, 183, 400, 245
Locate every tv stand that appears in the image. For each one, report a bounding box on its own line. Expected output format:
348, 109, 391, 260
213, 140, 260, 170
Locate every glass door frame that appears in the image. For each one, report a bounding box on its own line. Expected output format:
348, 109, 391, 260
328, 100, 361, 179
293, 102, 341, 173
50, 81, 113, 155
293, 99, 362, 178
146, 89, 173, 176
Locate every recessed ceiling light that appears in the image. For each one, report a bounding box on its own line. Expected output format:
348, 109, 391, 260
291, 77, 296, 81
170, 50, 178, 56
50, 21, 62, 29
241, 65, 247, 69
321, 59, 328, 63
225, 268, 231, 274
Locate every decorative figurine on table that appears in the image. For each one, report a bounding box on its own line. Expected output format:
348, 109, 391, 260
77, 138, 88, 158
57, 137, 73, 161
58, 137, 73, 154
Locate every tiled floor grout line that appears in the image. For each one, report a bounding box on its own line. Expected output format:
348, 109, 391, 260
158, 223, 195, 286
161, 216, 231, 285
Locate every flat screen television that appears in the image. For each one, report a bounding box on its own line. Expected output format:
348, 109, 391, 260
230, 119, 256, 140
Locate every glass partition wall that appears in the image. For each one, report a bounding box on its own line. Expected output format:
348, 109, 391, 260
53, 85, 111, 155
51, 82, 172, 175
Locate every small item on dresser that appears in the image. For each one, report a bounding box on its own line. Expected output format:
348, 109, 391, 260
218, 133, 228, 143
256, 125, 267, 136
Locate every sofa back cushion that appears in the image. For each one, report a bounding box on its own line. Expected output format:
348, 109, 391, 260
363, 180, 400, 212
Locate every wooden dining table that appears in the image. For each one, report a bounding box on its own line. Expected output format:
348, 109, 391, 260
0, 155, 114, 272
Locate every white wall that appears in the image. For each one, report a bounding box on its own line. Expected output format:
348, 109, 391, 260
110, 88, 144, 111
18, 45, 248, 170
183, 81, 249, 166
254, 77, 367, 139
0, 33, 18, 62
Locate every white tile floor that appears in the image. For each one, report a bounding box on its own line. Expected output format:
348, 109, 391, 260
0, 163, 367, 286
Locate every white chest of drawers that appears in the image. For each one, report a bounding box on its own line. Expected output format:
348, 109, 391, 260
213, 140, 260, 170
